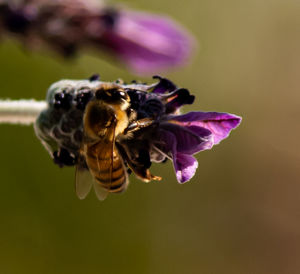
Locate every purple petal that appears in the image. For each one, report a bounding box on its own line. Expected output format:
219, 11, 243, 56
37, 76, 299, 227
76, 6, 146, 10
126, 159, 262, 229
101, 10, 195, 74
160, 123, 213, 154
174, 153, 198, 183
151, 76, 177, 94
169, 112, 242, 145
155, 129, 198, 183
155, 128, 177, 157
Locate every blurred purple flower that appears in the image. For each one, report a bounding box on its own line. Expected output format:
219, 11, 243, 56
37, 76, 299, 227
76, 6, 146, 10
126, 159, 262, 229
100, 11, 193, 74
0, 0, 194, 74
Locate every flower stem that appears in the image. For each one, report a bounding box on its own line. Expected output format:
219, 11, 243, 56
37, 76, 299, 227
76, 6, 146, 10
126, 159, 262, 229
0, 99, 47, 125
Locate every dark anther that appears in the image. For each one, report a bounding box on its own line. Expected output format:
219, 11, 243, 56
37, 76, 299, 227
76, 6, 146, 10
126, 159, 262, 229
53, 90, 73, 110
152, 75, 177, 94
89, 74, 100, 81
75, 90, 93, 110
131, 80, 137, 84
53, 148, 76, 167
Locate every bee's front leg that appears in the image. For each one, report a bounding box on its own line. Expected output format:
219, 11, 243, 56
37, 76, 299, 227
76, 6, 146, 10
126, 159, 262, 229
124, 117, 155, 134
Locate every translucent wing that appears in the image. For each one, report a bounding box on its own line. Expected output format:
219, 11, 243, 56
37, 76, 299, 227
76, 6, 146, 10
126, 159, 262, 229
75, 160, 93, 200
92, 179, 109, 201
75, 158, 109, 201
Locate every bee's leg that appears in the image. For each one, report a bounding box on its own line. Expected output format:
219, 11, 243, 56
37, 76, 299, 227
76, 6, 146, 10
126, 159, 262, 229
116, 142, 162, 182
124, 117, 155, 134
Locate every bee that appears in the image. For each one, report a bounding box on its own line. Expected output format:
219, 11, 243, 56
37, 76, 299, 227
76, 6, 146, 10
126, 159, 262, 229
76, 83, 161, 200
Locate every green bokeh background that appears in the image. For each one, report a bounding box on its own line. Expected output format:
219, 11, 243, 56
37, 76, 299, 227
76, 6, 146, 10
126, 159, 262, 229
0, 0, 300, 273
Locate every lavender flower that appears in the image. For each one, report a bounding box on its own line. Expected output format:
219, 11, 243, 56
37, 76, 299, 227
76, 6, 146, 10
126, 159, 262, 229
0, 0, 194, 74
155, 112, 241, 183
35, 75, 241, 185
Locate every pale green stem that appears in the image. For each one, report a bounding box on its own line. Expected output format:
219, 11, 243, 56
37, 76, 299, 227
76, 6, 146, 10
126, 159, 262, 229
0, 99, 47, 125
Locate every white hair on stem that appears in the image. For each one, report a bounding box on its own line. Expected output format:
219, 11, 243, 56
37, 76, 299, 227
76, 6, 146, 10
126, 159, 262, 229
0, 99, 47, 125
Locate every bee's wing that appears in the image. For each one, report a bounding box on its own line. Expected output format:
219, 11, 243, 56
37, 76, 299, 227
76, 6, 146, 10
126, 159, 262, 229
75, 162, 109, 201
92, 178, 109, 201
75, 162, 93, 200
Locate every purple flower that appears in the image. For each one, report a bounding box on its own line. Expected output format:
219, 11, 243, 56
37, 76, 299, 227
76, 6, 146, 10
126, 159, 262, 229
100, 10, 194, 74
140, 77, 242, 183
0, 0, 195, 74
153, 112, 241, 183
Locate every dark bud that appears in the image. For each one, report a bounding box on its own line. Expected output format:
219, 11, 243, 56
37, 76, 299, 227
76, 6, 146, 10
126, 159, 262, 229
89, 74, 100, 81
53, 90, 73, 110
75, 90, 93, 110
53, 148, 76, 167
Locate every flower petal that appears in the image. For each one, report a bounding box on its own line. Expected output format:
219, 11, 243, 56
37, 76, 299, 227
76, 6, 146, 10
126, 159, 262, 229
169, 111, 242, 145
155, 128, 198, 183
101, 10, 194, 74
174, 153, 198, 183
151, 76, 177, 94
160, 122, 212, 154
155, 128, 177, 157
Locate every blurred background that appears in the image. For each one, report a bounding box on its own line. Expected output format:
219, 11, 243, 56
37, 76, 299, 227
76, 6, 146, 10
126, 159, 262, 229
0, 0, 300, 273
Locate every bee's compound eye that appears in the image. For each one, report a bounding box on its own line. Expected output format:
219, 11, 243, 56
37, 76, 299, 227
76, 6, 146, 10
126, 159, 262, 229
110, 89, 127, 100
118, 90, 129, 101
119, 91, 126, 97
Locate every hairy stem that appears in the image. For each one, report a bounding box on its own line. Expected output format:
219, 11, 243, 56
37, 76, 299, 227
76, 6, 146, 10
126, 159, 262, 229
0, 99, 47, 125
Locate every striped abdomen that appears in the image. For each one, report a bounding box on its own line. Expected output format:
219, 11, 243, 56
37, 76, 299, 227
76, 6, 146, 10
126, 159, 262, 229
85, 143, 128, 193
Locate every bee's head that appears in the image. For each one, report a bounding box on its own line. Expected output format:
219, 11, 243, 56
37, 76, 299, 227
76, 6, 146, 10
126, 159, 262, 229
83, 100, 117, 139
95, 84, 130, 108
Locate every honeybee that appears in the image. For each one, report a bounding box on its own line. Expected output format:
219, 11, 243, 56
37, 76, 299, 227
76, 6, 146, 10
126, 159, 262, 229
76, 83, 161, 200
